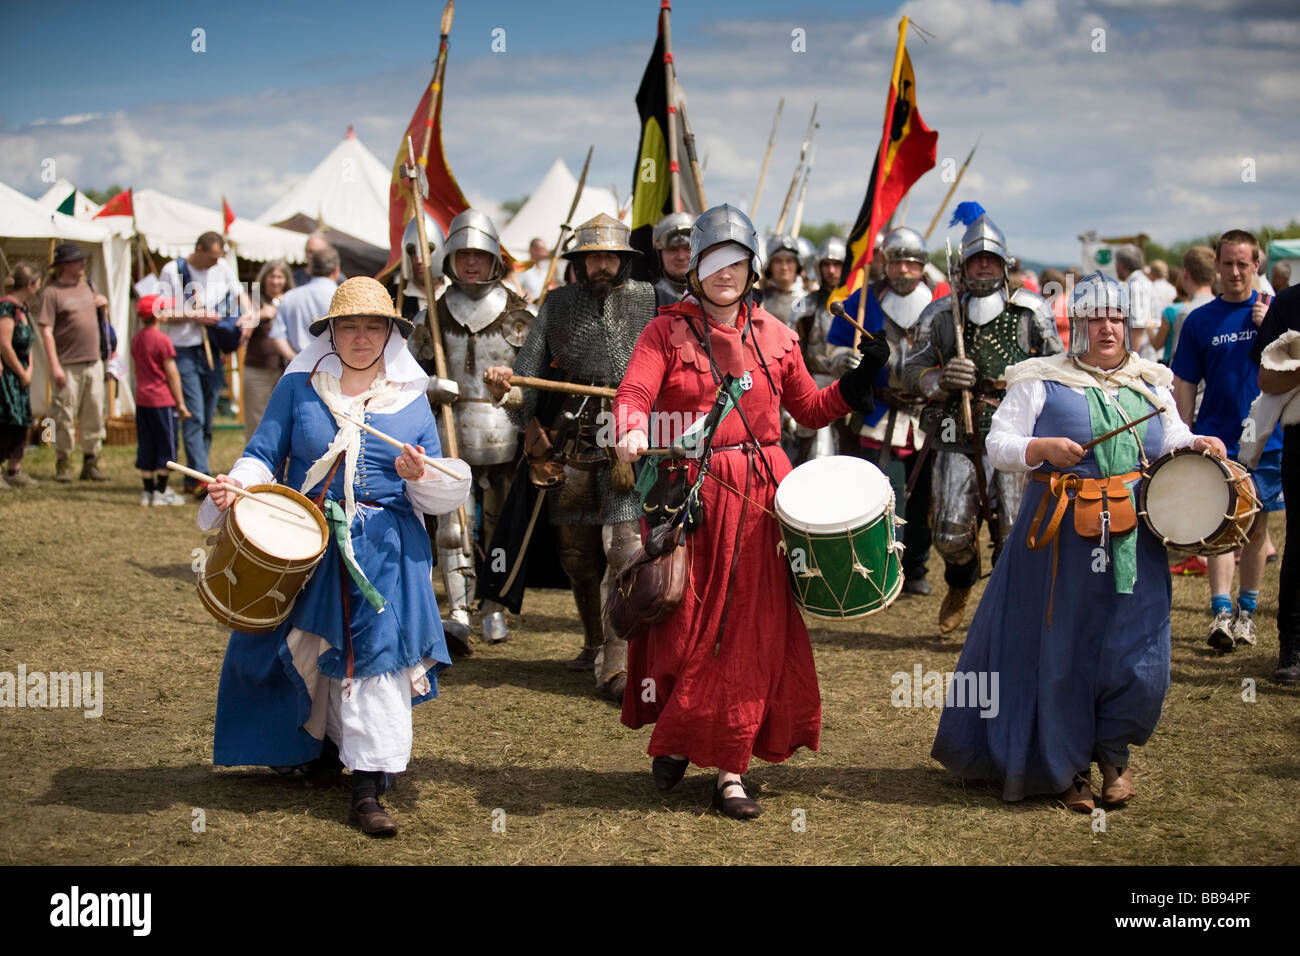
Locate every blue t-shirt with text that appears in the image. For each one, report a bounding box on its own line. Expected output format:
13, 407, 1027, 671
1170, 290, 1283, 457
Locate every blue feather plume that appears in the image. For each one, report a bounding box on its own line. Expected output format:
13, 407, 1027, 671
949, 201, 986, 228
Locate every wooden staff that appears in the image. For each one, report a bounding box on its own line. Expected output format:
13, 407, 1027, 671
536, 145, 592, 309
923, 134, 981, 242
751, 98, 783, 222
662, 0, 681, 214
678, 102, 708, 208
828, 300, 875, 341
499, 375, 617, 399
333, 412, 469, 481
790, 145, 814, 238
1080, 407, 1165, 452
774, 103, 817, 236
165, 461, 306, 519
945, 238, 975, 438
421, 1, 456, 162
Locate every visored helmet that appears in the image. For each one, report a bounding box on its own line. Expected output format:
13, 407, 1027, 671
400, 211, 446, 285
1068, 271, 1131, 356
687, 203, 762, 299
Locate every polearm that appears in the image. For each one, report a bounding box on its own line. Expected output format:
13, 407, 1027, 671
923, 133, 980, 242
946, 237, 992, 526
774, 103, 818, 235
420, 1, 456, 165
498, 375, 616, 399
662, 0, 681, 214
535, 145, 592, 309
790, 145, 815, 237
678, 102, 707, 208
750, 98, 783, 222
404, 132, 472, 558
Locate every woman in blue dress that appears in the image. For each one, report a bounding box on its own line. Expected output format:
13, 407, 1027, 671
200, 277, 470, 837
931, 273, 1225, 812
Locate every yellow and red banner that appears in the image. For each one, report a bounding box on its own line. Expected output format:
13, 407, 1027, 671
831, 17, 938, 305
380, 46, 470, 277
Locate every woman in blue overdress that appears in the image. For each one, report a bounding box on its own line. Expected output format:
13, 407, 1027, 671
931, 273, 1225, 811
200, 277, 470, 837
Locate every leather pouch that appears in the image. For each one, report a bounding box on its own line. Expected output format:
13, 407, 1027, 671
602, 522, 688, 642
524, 417, 564, 488
1073, 476, 1137, 540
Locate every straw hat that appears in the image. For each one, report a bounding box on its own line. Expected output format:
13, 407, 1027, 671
309, 276, 412, 337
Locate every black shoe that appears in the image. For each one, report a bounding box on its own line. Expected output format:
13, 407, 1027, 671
1274, 664, 1300, 686
652, 756, 688, 793
903, 576, 932, 596
565, 646, 599, 672
711, 778, 761, 819
304, 739, 345, 788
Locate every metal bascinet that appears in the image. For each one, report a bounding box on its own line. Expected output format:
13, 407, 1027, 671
442, 208, 505, 297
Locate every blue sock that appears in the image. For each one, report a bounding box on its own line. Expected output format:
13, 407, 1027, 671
1211, 594, 1232, 615
1238, 590, 1259, 614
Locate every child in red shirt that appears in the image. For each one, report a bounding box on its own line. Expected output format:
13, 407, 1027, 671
131, 295, 191, 505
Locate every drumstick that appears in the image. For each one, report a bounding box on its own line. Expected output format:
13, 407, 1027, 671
1079, 407, 1166, 452
332, 412, 469, 481
165, 461, 306, 519
828, 301, 875, 340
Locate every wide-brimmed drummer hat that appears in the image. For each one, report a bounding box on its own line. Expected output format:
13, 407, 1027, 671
562, 213, 638, 259
309, 276, 412, 338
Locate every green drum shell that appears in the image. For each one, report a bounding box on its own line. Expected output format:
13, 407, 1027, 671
778, 508, 903, 621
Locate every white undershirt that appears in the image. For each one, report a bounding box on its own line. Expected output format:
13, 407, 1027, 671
987, 379, 1198, 473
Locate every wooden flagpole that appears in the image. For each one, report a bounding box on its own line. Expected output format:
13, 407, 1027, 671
751, 98, 783, 223
662, 1, 681, 214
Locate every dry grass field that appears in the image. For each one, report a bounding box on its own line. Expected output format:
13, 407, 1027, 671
1, 428, 1296, 865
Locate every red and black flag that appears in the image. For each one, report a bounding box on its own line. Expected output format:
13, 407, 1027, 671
629, 1, 702, 279
830, 17, 938, 306
93, 187, 133, 220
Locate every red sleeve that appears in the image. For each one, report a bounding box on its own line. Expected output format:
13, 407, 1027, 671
161, 334, 176, 361
780, 346, 851, 428
614, 315, 673, 440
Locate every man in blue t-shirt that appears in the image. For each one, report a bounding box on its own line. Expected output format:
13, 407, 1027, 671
1252, 283, 1300, 684
1171, 229, 1283, 652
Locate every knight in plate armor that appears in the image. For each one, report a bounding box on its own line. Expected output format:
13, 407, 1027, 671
396, 211, 446, 324
652, 212, 694, 307
901, 213, 1063, 633
407, 209, 532, 645
484, 212, 657, 701
787, 235, 848, 464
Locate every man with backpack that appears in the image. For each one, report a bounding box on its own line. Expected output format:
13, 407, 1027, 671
157, 232, 252, 496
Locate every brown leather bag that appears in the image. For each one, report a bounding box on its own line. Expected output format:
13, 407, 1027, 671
602, 522, 689, 642
524, 417, 565, 488
1072, 474, 1138, 540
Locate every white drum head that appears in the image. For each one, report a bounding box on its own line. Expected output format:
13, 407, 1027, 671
775, 455, 892, 533
1145, 454, 1230, 543
234, 491, 324, 560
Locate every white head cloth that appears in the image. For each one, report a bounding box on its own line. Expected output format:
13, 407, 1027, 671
698, 242, 750, 281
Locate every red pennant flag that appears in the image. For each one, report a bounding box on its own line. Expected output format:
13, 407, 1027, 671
380, 51, 470, 277
222, 197, 236, 235
93, 187, 133, 219
831, 17, 938, 306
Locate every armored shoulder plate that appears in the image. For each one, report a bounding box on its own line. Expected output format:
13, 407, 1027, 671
1010, 287, 1064, 355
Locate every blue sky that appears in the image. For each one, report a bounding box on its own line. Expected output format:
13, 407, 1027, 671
4, 0, 1297, 264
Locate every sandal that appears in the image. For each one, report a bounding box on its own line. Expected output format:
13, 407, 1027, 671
1058, 772, 1095, 814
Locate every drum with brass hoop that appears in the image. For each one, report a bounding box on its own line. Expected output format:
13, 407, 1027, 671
1137, 449, 1260, 556
197, 484, 329, 633
775, 455, 903, 620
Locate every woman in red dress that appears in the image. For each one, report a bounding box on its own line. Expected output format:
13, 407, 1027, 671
614, 205, 887, 818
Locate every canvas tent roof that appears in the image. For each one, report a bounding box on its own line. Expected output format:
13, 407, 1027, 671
1267, 239, 1300, 267
0, 179, 134, 415
497, 158, 621, 262
272, 213, 388, 279
256, 129, 392, 251
98, 188, 306, 263
37, 179, 103, 220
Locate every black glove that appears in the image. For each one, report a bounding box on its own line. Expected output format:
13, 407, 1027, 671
837, 334, 891, 414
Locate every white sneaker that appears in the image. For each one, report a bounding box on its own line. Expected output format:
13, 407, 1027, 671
1207, 610, 1236, 652
140, 491, 153, 507
154, 489, 187, 506
1232, 609, 1257, 647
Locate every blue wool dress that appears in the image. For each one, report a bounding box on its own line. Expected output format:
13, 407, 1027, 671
930, 382, 1172, 800
213, 372, 452, 767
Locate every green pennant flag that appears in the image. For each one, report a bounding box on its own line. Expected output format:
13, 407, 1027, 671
56, 192, 76, 217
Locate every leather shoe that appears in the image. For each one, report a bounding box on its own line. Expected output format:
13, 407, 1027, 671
1058, 772, 1095, 813
652, 756, 688, 792
712, 778, 761, 820
597, 672, 627, 702
938, 586, 971, 634
903, 576, 932, 596
1099, 763, 1135, 805
349, 798, 398, 837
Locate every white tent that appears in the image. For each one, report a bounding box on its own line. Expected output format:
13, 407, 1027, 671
0, 179, 133, 416
256, 128, 392, 251
498, 159, 622, 262
99, 188, 306, 263
37, 179, 103, 221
